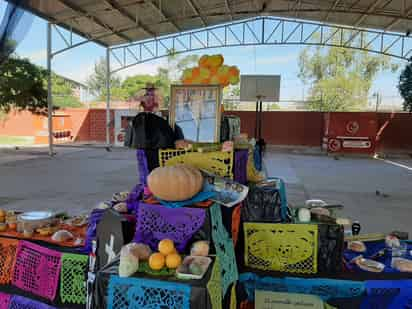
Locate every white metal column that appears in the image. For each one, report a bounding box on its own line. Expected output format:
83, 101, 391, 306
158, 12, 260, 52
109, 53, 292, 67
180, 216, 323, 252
106, 48, 111, 146
47, 22, 54, 156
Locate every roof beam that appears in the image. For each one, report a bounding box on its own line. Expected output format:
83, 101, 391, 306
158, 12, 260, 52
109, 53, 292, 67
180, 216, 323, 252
349, 0, 363, 10
385, 5, 412, 31
103, 0, 155, 37
353, 0, 387, 27
146, 0, 181, 31
323, 0, 341, 22
292, 0, 302, 17
57, 0, 132, 42
224, 0, 233, 20
185, 0, 207, 26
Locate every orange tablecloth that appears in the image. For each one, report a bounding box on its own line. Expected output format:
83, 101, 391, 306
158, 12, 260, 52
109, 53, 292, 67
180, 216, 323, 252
0, 224, 86, 248
143, 196, 214, 208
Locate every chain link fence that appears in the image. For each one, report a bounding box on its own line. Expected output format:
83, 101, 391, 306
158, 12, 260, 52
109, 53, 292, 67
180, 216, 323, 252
223, 95, 405, 112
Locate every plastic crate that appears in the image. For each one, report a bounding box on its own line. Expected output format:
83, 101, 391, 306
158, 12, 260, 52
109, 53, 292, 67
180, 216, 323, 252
244, 223, 318, 274
108, 276, 191, 309
159, 149, 233, 178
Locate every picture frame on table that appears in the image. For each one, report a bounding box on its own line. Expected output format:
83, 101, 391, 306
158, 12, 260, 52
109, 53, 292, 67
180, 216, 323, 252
169, 84, 222, 143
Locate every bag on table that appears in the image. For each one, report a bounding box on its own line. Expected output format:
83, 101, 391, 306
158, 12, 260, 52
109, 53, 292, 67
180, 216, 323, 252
221, 115, 240, 142
241, 178, 288, 223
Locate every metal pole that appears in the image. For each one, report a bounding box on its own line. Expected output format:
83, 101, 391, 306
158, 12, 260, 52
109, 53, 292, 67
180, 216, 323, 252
106, 48, 111, 146
47, 22, 54, 156
375, 92, 381, 112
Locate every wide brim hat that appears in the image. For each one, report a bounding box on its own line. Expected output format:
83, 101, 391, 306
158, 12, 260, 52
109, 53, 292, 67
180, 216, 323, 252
142, 82, 157, 90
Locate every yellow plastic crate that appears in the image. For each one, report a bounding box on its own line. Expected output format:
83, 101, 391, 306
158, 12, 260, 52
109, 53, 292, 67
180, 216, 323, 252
159, 149, 233, 179
244, 223, 318, 274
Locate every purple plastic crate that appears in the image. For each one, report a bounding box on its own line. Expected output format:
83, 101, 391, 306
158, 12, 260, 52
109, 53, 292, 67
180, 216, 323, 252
9, 295, 57, 309
134, 203, 206, 252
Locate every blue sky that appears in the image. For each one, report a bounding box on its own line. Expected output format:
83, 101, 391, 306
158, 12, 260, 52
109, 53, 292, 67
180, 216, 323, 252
1, 1, 404, 105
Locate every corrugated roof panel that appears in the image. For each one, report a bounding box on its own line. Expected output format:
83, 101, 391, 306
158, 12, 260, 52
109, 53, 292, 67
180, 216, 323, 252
5, 0, 412, 47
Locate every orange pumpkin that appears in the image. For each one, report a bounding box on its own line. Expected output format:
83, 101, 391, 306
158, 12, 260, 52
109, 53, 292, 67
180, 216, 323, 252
147, 165, 203, 201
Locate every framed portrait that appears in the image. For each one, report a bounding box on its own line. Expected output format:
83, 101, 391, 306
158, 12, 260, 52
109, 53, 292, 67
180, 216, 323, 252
169, 85, 222, 142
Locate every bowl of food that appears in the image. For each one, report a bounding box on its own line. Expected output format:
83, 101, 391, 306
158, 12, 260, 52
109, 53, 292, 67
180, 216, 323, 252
18, 211, 54, 231
176, 256, 212, 280
0, 223, 7, 232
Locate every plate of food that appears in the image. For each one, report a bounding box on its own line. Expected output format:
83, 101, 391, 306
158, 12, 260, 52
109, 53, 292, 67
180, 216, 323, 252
352, 256, 385, 272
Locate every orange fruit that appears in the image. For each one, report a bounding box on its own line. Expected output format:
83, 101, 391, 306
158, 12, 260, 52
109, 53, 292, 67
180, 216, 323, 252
148, 253, 165, 270
166, 253, 182, 269
8, 222, 17, 231
158, 239, 175, 256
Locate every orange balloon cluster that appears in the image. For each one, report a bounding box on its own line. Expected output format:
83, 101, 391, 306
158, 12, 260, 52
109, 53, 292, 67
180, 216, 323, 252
181, 54, 240, 87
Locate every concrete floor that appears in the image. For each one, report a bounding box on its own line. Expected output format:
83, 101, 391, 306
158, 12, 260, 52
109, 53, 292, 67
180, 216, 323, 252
0, 146, 411, 235
0, 146, 139, 215
265, 152, 412, 235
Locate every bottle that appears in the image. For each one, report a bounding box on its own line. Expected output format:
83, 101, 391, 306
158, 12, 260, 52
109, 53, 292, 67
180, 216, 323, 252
352, 221, 361, 236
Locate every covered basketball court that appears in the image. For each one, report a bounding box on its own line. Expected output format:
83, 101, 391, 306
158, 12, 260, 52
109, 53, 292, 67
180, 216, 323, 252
3, 0, 412, 233
7, 0, 412, 155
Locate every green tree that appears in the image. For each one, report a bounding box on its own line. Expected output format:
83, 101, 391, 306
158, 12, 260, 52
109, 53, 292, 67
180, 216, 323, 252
0, 57, 48, 113
398, 58, 412, 112
0, 39, 17, 64
268, 103, 280, 110
86, 57, 121, 100
0, 56, 84, 113
156, 67, 172, 107
298, 31, 399, 111
164, 49, 198, 82
122, 75, 158, 99
51, 75, 82, 108
156, 50, 199, 107
116, 51, 198, 108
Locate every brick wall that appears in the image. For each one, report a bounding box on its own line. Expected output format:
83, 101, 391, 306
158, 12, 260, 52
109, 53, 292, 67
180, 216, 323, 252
1, 108, 411, 151
226, 111, 324, 146
59, 109, 115, 143
0, 110, 39, 136
64, 108, 90, 141
376, 112, 412, 151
